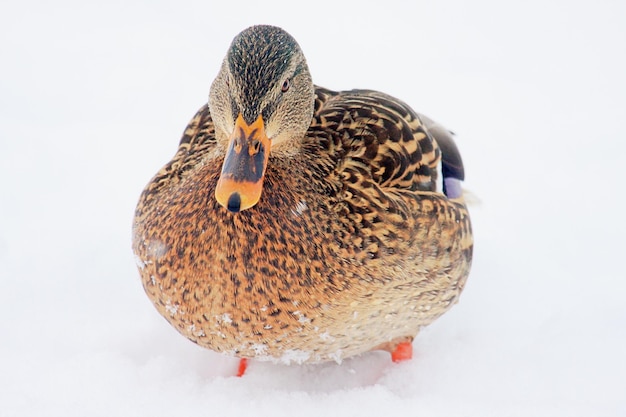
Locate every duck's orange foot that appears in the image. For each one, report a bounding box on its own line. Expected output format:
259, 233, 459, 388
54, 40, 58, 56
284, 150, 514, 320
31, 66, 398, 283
391, 341, 413, 363
372, 338, 414, 362
236, 358, 248, 377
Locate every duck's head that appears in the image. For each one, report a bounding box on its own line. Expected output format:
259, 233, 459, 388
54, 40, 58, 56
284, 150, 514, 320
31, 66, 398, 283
209, 25, 314, 213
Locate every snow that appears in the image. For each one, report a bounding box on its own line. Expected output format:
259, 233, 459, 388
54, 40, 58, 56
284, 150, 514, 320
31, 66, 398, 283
1, 0, 625, 416
291, 199, 308, 216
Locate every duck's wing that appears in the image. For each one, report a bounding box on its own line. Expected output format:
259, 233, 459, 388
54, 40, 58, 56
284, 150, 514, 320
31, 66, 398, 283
310, 87, 464, 202
305, 87, 471, 260
140, 104, 218, 198
417, 114, 465, 199
177, 104, 217, 150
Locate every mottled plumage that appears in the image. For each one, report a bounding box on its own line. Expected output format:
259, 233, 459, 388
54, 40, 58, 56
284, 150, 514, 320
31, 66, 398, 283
132, 25, 472, 367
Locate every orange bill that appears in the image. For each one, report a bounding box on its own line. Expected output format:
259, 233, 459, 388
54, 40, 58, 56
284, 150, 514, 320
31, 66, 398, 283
215, 114, 271, 212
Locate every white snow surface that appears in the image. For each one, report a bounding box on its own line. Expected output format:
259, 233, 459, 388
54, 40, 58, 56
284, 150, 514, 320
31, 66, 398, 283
1, 1, 625, 416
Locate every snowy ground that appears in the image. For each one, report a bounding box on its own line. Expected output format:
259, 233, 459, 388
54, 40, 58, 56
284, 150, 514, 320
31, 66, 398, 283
1, 1, 625, 416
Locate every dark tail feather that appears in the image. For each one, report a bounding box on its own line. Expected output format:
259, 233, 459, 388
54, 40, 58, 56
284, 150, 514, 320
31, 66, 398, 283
419, 114, 465, 199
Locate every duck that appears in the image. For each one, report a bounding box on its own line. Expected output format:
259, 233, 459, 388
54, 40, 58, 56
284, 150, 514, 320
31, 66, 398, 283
132, 25, 473, 376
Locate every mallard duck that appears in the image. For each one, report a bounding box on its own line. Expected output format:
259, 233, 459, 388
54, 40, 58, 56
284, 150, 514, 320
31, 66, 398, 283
132, 25, 473, 376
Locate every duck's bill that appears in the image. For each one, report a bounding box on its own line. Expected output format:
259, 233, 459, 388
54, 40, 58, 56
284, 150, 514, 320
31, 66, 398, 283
215, 114, 271, 212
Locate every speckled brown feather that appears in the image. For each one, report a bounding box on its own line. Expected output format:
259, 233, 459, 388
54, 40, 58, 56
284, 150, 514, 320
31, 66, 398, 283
133, 86, 473, 364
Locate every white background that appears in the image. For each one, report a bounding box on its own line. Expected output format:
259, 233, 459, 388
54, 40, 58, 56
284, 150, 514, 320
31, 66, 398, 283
1, 0, 625, 415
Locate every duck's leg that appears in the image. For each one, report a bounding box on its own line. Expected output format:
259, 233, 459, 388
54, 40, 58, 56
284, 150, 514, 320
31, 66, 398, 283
236, 358, 248, 377
373, 337, 414, 362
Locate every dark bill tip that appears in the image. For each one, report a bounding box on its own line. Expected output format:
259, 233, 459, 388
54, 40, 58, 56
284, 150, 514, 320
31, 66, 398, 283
226, 192, 242, 213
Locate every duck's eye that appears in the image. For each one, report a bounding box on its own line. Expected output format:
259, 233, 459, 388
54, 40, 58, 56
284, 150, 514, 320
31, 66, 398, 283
281, 79, 290, 92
